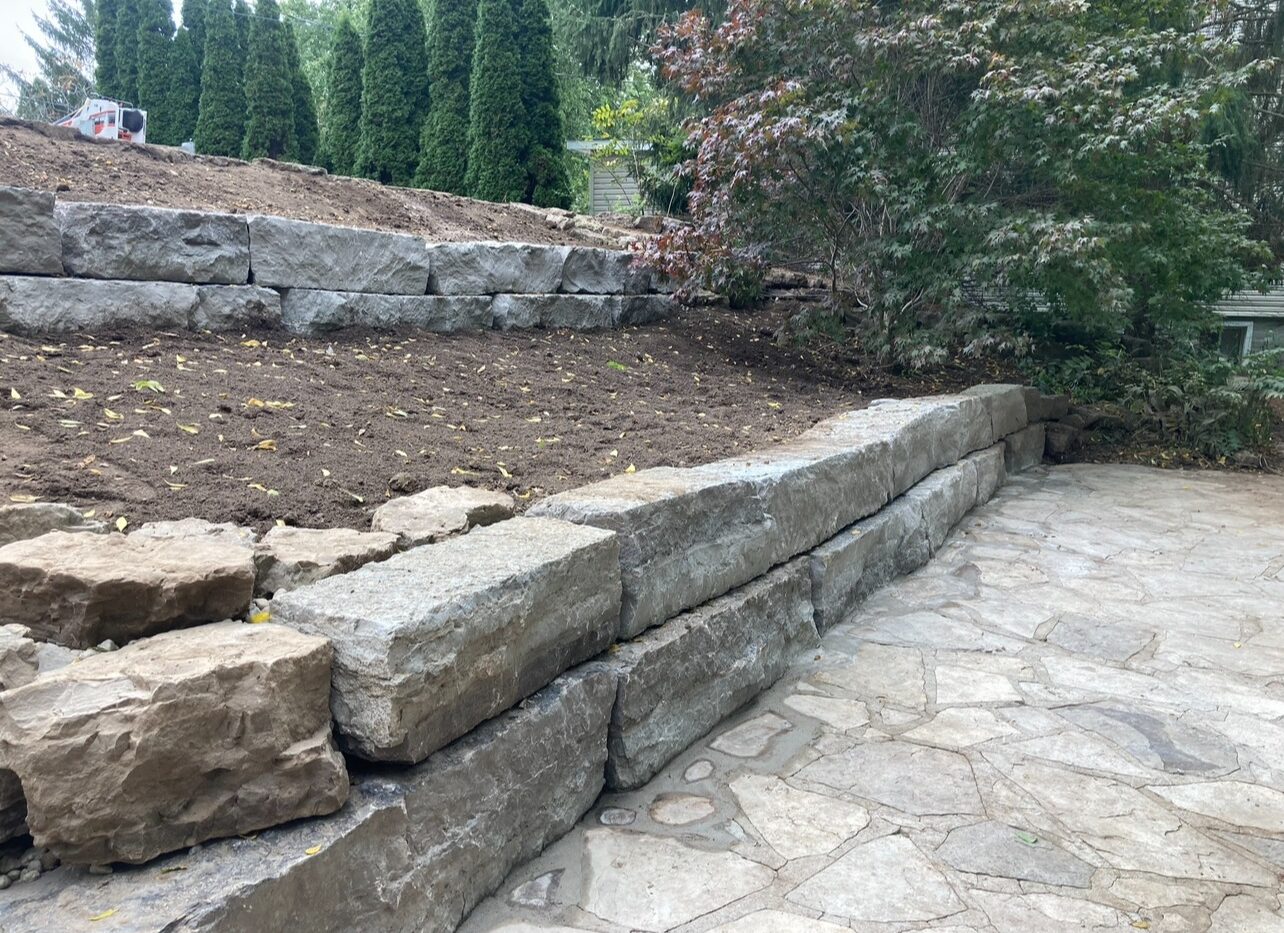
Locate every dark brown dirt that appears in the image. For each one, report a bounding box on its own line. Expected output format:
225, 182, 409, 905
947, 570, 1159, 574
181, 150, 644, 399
0, 305, 1012, 532
0, 119, 628, 245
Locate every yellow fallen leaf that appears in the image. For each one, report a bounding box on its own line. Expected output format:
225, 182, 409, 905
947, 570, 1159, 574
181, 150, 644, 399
103, 408, 124, 421
109, 436, 131, 445
72, 387, 93, 400
254, 439, 278, 452
249, 609, 271, 624
241, 339, 261, 348
177, 424, 200, 435
163, 481, 188, 491
8, 494, 39, 503
304, 845, 322, 856
8, 388, 19, 400
624, 463, 637, 473
498, 465, 512, 478
450, 467, 479, 476
88, 908, 118, 922
133, 379, 165, 394
115, 517, 128, 532
133, 430, 150, 439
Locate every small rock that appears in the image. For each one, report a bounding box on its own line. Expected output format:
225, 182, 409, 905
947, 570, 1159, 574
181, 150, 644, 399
1044, 422, 1084, 462
598, 807, 636, 826
37, 849, 58, 872
19, 848, 37, 866
252, 526, 399, 597
0, 503, 106, 548
0, 874, 9, 889
92, 640, 119, 653
371, 485, 515, 548
388, 472, 419, 494
131, 518, 257, 548
18, 866, 38, 883
5, 868, 18, 880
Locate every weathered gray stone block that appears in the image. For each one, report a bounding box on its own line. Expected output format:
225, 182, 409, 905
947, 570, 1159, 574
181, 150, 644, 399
253, 526, 400, 596
560, 247, 648, 294
0, 622, 348, 865
1021, 386, 1071, 422
272, 517, 620, 762
371, 484, 514, 547
132, 517, 258, 547
620, 293, 679, 325
904, 459, 979, 552
0, 276, 196, 333
428, 242, 568, 294
1004, 423, 1046, 473
0, 186, 62, 275
963, 384, 1029, 441
0, 502, 105, 547
606, 561, 817, 789
56, 202, 250, 284
192, 285, 282, 330
0, 530, 255, 648
967, 442, 1007, 505
248, 216, 431, 294
809, 497, 928, 633
1, 665, 613, 933
279, 289, 492, 333
492, 293, 621, 330
854, 395, 991, 496
532, 419, 893, 639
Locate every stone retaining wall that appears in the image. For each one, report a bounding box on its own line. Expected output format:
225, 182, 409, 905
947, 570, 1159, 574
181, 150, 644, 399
0, 384, 1068, 931
0, 186, 675, 336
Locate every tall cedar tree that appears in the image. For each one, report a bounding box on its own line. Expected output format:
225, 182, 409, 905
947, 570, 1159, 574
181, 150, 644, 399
321, 12, 364, 176
167, 26, 201, 142
95, 0, 122, 96
180, 0, 206, 68
241, 0, 295, 159
517, 0, 570, 207
194, 0, 245, 154
284, 22, 320, 164
415, 0, 477, 192
234, 0, 250, 65
357, 0, 430, 184
114, 0, 141, 101
135, 0, 176, 143
465, 0, 526, 201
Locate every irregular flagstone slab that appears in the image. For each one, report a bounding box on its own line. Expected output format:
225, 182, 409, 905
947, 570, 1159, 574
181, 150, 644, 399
252, 526, 399, 596
1148, 781, 1284, 833
279, 289, 492, 334
809, 497, 929, 632
132, 517, 257, 547
491, 293, 620, 330
903, 707, 1017, 748
56, 202, 249, 284
1207, 895, 1284, 933
604, 561, 817, 789
1004, 423, 1047, 473
797, 742, 984, 815
248, 215, 431, 294
729, 773, 869, 859
710, 909, 851, 933
0, 276, 196, 334
0, 502, 106, 547
0, 622, 347, 865
428, 242, 569, 294
786, 835, 963, 922
904, 458, 979, 552
814, 642, 928, 709
0, 186, 62, 275
963, 384, 1029, 440
371, 484, 515, 547
1057, 703, 1239, 775
2, 666, 613, 933
580, 828, 775, 932
935, 821, 1095, 887
709, 712, 793, 759
782, 693, 869, 731
0, 530, 255, 648
273, 517, 620, 762
971, 890, 1127, 933
934, 664, 1022, 704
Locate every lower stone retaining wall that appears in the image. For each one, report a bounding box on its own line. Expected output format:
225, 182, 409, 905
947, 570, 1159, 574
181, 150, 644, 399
0, 384, 1068, 931
0, 186, 676, 336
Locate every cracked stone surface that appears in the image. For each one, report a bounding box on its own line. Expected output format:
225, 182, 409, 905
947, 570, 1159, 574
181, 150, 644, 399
464, 465, 1284, 933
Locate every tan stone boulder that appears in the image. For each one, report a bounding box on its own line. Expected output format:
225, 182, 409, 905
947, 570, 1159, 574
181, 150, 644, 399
0, 621, 348, 865
0, 769, 24, 842
132, 517, 258, 548
253, 526, 399, 596
0, 502, 106, 547
371, 485, 515, 547
0, 531, 255, 648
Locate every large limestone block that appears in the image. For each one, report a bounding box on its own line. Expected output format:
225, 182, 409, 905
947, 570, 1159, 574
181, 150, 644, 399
963, 383, 1029, 441
0, 531, 255, 648
491, 293, 621, 330
248, 215, 431, 294
0, 276, 196, 334
620, 293, 679, 325
1021, 386, 1071, 422
428, 242, 569, 294
809, 497, 929, 633
272, 517, 620, 762
56, 202, 250, 284
0, 624, 43, 691
253, 526, 399, 596
856, 394, 991, 496
0, 666, 614, 933
904, 459, 979, 552
191, 285, 282, 331
0, 186, 62, 275
0, 622, 348, 865
606, 561, 818, 789
0, 502, 105, 547
370, 484, 514, 547
279, 289, 491, 334
560, 247, 648, 294
132, 517, 258, 547
967, 442, 1007, 505
531, 411, 894, 638
1004, 422, 1046, 473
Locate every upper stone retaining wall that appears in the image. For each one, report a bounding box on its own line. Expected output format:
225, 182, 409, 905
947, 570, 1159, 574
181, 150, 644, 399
0, 185, 675, 336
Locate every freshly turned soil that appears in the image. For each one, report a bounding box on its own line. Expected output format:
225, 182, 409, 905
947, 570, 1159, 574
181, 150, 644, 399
0, 305, 1011, 532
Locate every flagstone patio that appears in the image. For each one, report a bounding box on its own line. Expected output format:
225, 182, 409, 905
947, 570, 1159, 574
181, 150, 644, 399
462, 464, 1284, 933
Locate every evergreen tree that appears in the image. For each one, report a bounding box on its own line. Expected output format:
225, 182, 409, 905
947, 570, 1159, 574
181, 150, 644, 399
465, 0, 526, 201
241, 0, 295, 159
114, 0, 141, 101
0, 0, 96, 122
95, 0, 122, 96
234, 0, 250, 61
135, 0, 176, 143
284, 21, 320, 164
194, 0, 245, 155
167, 27, 201, 142
517, 0, 570, 207
357, 0, 430, 185
180, 0, 208, 71
320, 12, 364, 176
415, 0, 477, 192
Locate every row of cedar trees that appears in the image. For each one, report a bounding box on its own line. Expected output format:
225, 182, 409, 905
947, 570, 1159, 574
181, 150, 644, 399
90, 0, 570, 208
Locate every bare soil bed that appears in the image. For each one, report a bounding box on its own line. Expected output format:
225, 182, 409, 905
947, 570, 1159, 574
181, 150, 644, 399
0, 119, 629, 245
0, 305, 1012, 532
